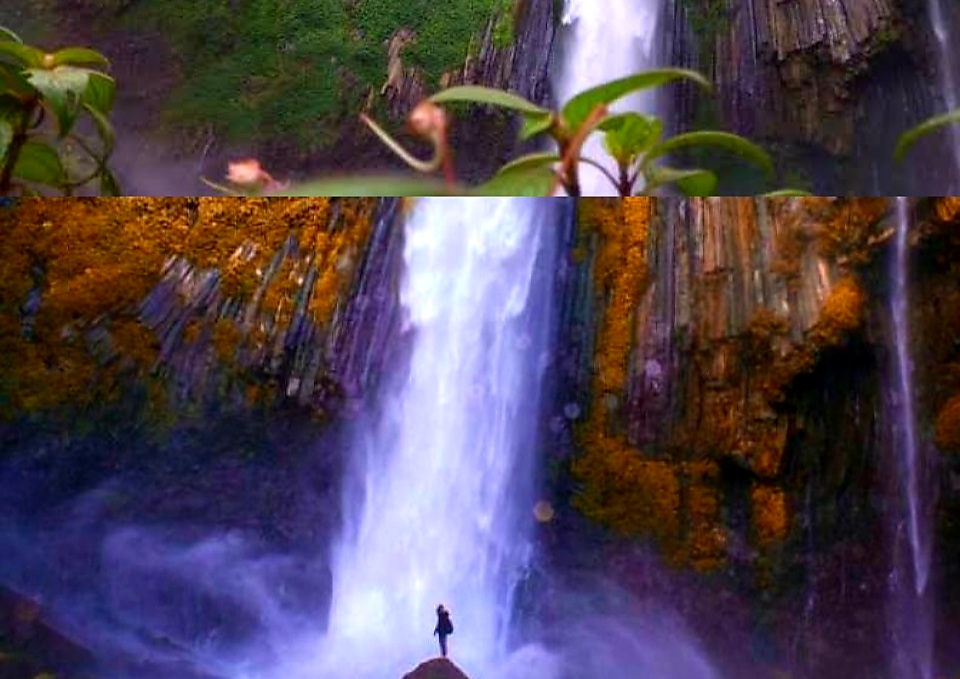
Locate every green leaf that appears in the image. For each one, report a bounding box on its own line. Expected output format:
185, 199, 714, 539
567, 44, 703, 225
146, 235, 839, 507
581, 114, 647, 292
99, 167, 121, 196
645, 166, 718, 196
283, 175, 460, 196
472, 166, 555, 196
495, 152, 561, 175
519, 112, 554, 141
894, 108, 960, 163
0, 63, 35, 97
81, 71, 115, 115
762, 188, 812, 197
12, 139, 65, 187
0, 26, 23, 43
0, 41, 44, 68
25, 66, 91, 136
0, 118, 12, 164
429, 85, 549, 116
644, 131, 774, 178
599, 113, 662, 165
561, 69, 711, 131
52, 47, 110, 69
82, 102, 114, 156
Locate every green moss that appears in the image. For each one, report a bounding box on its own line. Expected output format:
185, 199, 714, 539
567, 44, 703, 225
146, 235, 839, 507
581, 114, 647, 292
107, 0, 503, 143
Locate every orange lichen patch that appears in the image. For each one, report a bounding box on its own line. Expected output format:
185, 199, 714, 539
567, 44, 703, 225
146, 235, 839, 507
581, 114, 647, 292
814, 198, 888, 264
935, 395, 960, 453
682, 461, 726, 572
579, 198, 650, 395
751, 484, 790, 545
935, 197, 960, 223
813, 276, 864, 345
0, 198, 377, 419
572, 434, 680, 546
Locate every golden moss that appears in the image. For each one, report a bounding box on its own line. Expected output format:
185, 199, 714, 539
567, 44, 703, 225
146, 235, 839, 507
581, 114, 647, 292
0, 198, 376, 419
751, 484, 790, 545
815, 276, 864, 345
935, 395, 960, 454
935, 197, 960, 223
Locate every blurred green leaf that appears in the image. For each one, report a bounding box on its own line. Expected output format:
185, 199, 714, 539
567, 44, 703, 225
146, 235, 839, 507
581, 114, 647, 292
762, 189, 813, 197
0, 63, 35, 97
645, 131, 774, 178
519, 112, 554, 141
52, 47, 110, 69
25, 66, 91, 136
283, 175, 460, 196
0, 118, 11, 163
894, 108, 960, 162
599, 112, 662, 165
0, 26, 23, 43
0, 41, 44, 68
645, 166, 718, 196
13, 139, 65, 187
495, 151, 560, 174
562, 69, 710, 131
473, 166, 554, 196
81, 71, 116, 115
99, 167, 121, 195
429, 85, 549, 116
82, 102, 115, 156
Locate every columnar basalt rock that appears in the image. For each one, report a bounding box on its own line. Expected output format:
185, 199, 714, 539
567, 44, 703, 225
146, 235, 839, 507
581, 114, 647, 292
566, 197, 892, 570
666, 0, 949, 166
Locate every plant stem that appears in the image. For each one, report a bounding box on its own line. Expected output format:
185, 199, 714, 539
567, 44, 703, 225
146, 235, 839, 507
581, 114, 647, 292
0, 100, 36, 195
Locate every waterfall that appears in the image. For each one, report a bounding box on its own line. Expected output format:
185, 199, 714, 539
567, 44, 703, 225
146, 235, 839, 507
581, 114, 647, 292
889, 197, 934, 679
554, 0, 664, 195
926, 0, 960, 184
305, 198, 561, 679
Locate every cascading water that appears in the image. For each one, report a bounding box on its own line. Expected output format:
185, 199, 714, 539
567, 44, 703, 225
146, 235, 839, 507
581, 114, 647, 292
888, 197, 934, 679
926, 0, 960, 184
292, 198, 562, 679
554, 0, 663, 195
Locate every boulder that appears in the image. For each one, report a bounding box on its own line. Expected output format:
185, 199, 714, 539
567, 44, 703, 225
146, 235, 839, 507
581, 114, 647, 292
402, 657, 472, 679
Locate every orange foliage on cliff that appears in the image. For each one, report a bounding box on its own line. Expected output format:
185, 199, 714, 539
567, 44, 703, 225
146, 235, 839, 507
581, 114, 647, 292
935, 395, 960, 454
579, 198, 650, 395
751, 484, 789, 545
0, 198, 376, 419
935, 197, 960, 223
814, 276, 865, 344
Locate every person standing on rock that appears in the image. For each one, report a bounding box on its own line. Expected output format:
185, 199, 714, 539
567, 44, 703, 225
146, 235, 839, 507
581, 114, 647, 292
434, 604, 454, 657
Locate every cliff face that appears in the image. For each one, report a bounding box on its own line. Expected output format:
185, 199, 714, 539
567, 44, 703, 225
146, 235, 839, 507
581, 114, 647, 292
664, 0, 960, 192
555, 195, 960, 674
567, 199, 956, 569
0, 197, 394, 423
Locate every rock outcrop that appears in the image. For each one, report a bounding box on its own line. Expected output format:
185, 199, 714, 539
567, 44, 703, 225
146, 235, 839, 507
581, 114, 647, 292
557, 197, 908, 568
664, 0, 960, 191
402, 657, 472, 679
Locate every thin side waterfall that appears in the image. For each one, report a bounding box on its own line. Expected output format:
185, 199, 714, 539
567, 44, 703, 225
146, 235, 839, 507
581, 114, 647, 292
554, 0, 664, 195
304, 198, 561, 679
889, 197, 934, 679
926, 0, 960, 183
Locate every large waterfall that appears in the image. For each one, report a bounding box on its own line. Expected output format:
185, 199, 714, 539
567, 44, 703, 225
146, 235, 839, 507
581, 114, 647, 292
308, 198, 561, 678
554, 0, 664, 195
888, 197, 935, 679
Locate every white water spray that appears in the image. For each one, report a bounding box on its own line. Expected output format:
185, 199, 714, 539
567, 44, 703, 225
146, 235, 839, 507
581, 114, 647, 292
303, 198, 559, 679
554, 0, 663, 195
